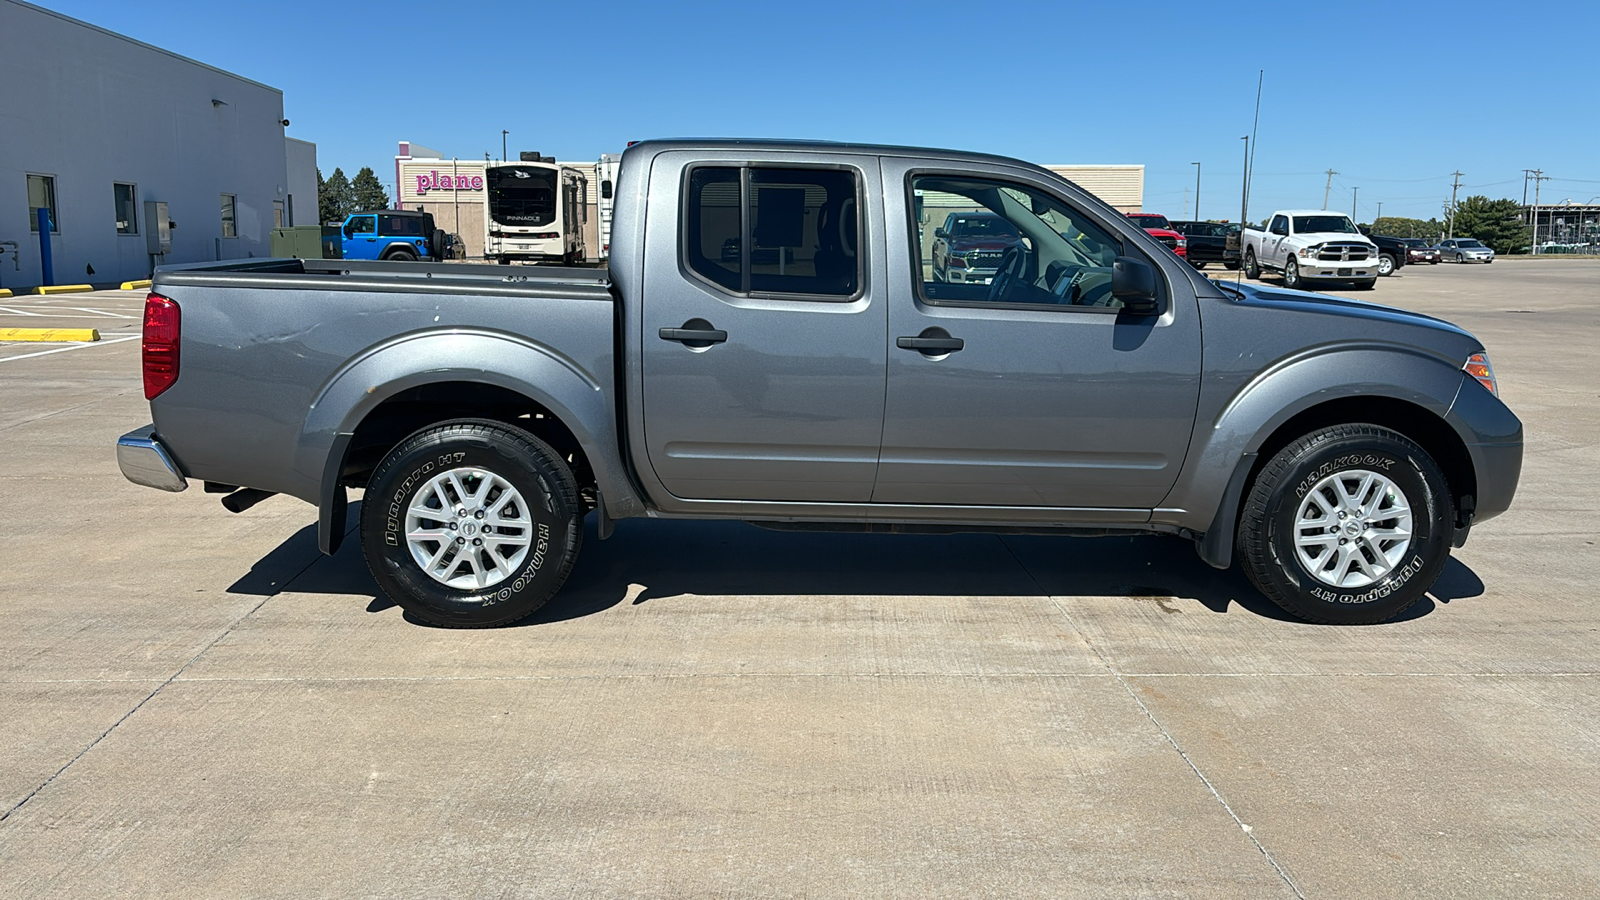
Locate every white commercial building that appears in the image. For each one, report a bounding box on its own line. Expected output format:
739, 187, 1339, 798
0, 0, 315, 289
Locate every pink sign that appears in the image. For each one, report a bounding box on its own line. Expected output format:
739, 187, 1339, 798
416, 171, 484, 195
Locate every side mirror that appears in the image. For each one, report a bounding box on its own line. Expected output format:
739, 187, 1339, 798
1112, 256, 1161, 315
934, 228, 949, 240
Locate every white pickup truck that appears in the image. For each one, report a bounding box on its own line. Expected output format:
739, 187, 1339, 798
1242, 210, 1381, 290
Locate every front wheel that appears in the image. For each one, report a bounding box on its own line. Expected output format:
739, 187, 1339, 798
1282, 257, 1302, 289
1456, 253, 1466, 263
360, 420, 583, 627
1244, 249, 1261, 279
1377, 254, 1395, 276
1236, 424, 1454, 625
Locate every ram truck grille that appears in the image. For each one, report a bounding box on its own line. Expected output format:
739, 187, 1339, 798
1317, 242, 1371, 262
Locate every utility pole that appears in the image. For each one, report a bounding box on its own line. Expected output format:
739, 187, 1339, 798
1530, 169, 1550, 253
1376, 201, 1383, 222
1448, 171, 1464, 238
1192, 162, 1202, 222
1323, 169, 1338, 209
501, 130, 509, 162
1352, 187, 1359, 220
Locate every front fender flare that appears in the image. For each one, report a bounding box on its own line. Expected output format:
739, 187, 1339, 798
1169, 346, 1465, 568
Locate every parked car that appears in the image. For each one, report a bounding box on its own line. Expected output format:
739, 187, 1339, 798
1357, 227, 1410, 277
1242, 210, 1381, 290
1126, 213, 1188, 259
118, 138, 1521, 629
1402, 239, 1440, 265
1437, 238, 1495, 263
340, 210, 447, 262
932, 211, 1025, 284
1171, 220, 1240, 270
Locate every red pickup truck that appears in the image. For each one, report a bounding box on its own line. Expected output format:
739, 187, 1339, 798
1126, 213, 1187, 260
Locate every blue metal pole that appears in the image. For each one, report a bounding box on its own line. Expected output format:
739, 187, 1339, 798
36, 207, 54, 287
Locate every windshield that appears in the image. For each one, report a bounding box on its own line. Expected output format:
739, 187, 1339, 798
1457, 239, 1484, 248
487, 165, 557, 227
1129, 214, 1172, 230
1292, 215, 1359, 234
952, 216, 1019, 238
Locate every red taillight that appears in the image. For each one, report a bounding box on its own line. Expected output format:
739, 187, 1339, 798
142, 292, 180, 399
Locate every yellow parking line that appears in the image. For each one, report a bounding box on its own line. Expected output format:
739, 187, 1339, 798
0, 289, 12, 298
32, 284, 95, 295
0, 327, 101, 342
120, 279, 152, 290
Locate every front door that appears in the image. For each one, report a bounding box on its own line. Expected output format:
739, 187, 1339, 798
342, 215, 378, 260
872, 162, 1201, 511
640, 153, 887, 503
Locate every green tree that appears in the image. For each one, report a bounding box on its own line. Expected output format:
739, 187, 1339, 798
350, 166, 390, 212
1450, 196, 1528, 255
1371, 216, 1434, 239
319, 167, 354, 224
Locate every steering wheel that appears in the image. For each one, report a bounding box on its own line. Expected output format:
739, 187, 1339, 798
986, 245, 1026, 303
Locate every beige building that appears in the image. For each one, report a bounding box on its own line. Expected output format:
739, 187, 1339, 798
394, 142, 600, 260
1042, 165, 1145, 213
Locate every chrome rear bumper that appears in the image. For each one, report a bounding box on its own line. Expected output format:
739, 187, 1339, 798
117, 425, 188, 492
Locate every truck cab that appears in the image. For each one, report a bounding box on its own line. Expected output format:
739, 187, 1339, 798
340, 210, 442, 262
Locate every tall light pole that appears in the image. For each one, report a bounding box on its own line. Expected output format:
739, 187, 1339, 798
1377, 201, 1383, 222
1192, 162, 1201, 222
1530, 169, 1549, 253
501, 130, 509, 162
1352, 187, 1359, 220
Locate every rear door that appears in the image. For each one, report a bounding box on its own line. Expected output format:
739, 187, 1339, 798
872, 158, 1201, 511
639, 151, 887, 504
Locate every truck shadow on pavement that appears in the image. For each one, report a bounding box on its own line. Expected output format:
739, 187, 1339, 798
227, 503, 1486, 628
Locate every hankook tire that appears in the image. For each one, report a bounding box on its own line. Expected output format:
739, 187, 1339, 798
1237, 424, 1453, 625
360, 420, 583, 628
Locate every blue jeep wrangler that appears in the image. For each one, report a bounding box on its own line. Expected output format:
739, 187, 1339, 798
340, 209, 447, 261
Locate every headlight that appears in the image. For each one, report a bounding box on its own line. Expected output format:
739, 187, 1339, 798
1298, 244, 1320, 258
1463, 351, 1498, 397
1175, 238, 1187, 249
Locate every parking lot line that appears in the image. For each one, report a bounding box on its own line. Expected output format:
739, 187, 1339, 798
0, 333, 138, 362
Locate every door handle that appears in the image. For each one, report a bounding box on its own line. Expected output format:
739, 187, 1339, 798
896, 335, 964, 353
659, 319, 727, 347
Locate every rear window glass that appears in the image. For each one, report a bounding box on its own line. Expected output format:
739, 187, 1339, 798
684, 166, 861, 298
380, 214, 428, 237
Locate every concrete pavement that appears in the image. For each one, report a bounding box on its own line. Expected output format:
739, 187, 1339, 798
1, 267, 1596, 897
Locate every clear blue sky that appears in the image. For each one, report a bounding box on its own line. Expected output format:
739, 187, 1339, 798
46, 0, 1600, 222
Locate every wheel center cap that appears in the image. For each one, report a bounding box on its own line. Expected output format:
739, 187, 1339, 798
1344, 521, 1363, 537
460, 521, 479, 537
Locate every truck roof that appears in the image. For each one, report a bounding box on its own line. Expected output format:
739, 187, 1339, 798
1275, 209, 1352, 217
621, 138, 1059, 176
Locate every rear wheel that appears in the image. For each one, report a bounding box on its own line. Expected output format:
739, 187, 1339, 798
1223, 261, 1241, 270
1237, 424, 1453, 625
1244, 249, 1261, 279
360, 420, 583, 628
1190, 259, 1207, 270
383, 248, 419, 262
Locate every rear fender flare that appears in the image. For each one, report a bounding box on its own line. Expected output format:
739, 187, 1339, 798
295, 329, 641, 553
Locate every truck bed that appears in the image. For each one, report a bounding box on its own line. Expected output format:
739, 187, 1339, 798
148, 258, 621, 507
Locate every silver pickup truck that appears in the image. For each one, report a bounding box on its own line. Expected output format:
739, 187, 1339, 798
118, 140, 1523, 627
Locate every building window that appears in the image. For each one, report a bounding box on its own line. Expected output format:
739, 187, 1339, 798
221, 193, 237, 237
28, 174, 58, 232
115, 183, 138, 235
273, 201, 284, 229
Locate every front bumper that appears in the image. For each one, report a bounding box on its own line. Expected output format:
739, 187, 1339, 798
117, 425, 188, 492
1297, 261, 1376, 280
947, 266, 999, 285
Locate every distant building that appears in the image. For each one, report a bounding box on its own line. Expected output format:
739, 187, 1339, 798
0, 0, 314, 288
1042, 165, 1145, 213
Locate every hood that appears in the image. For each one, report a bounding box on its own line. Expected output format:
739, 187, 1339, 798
1297, 231, 1378, 247
1140, 227, 1184, 239
1209, 279, 1477, 347
950, 236, 1023, 251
